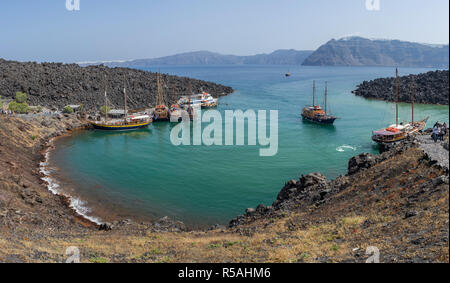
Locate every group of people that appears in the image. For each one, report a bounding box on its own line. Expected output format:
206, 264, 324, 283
0, 109, 14, 116
432, 122, 448, 142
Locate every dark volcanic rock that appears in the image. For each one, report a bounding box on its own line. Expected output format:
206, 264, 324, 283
0, 59, 233, 112
348, 153, 377, 175
352, 70, 449, 105
272, 173, 329, 210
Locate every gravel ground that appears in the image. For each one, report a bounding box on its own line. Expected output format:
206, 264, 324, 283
416, 134, 449, 171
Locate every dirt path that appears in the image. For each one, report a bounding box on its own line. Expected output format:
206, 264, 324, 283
416, 134, 449, 171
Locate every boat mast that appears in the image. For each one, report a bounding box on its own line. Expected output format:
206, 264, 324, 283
313, 80, 316, 106
411, 76, 415, 124
157, 72, 163, 106
123, 74, 128, 124
187, 80, 192, 107
324, 81, 328, 114
104, 74, 108, 122
396, 68, 399, 127
172, 84, 176, 105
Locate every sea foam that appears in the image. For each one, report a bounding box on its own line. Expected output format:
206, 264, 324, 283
336, 145, 357, 152
39, 145, 103, 225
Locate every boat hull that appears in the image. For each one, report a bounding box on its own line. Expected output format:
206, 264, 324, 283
302, 115, 336, 125
153, 117, 170, 122
91, 122, 151, 131
371, 134, 407, 144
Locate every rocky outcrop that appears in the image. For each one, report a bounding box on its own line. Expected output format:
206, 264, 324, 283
0, 59, 234, 112
230, 134, 444, 227
352, 70, 449, 105
348, 153, 378, 175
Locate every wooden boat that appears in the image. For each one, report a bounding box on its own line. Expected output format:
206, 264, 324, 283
91, 119, 151, 131
372, 69, 429, 144
168, 86, 181, 122
169, 104, 182, 123
90, 76, 152, 131
153, 72, 170, 122
301, 81, 337, 125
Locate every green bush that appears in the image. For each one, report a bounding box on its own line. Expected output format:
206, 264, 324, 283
63, 106, 74, 114
9, 101, 30, 114
15, 92, 28, 103
0, 96, 3, 108
100, 105, 111, 116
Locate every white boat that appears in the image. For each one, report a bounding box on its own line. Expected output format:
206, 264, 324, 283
200, 92, 218, 108
179, 92, 218, 109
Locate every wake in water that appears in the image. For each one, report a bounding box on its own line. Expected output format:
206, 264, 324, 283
39, 145, 103, 225
336, 145, 357, 152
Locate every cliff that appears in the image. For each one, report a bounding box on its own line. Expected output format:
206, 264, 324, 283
302, 37, 449, 68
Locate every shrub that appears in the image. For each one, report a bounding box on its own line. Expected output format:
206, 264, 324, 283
15, 92, 28, 103
100, 105, 111, 116
63, 106, 74, 114
9, 101, 30, 114
89, 257, 108, 264
0, 95, 3, 108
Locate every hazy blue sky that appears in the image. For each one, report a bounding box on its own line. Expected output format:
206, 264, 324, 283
0, 0, 448, 62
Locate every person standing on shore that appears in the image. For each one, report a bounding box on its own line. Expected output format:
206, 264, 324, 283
442, 122, 448, 137
440, 123, 447, 141
432, 125, 440, 143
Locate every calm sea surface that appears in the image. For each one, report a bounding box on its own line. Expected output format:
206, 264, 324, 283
49, 65, 449, 226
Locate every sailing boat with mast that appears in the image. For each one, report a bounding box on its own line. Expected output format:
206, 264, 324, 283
91, 75, 152, 130
371, 69, 428, 144
169, 84, 182, 122
301, 81, 337, 124
153, 72, 170, 122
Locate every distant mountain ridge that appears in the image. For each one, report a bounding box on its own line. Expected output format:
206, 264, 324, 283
80, 37, 449, 68
302, 37, 449, 68
81, 50, 314, 67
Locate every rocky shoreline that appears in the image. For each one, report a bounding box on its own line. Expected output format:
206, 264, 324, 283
0, 59, 234, 112
231, 135, 449, 228
352, 70, 449, 105
1, 114, 449, 262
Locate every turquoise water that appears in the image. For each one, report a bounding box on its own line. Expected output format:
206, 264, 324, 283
50, 66, 449, 226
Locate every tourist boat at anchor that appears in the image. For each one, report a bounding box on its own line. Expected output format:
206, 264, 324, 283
200, 92, 218, 108
176, 81, 199, 120
301, 81, 337, 125
372, 68, 428, 144
90, 76, 152, 131
179, 92, 218, 109
169, 104, 182, 122
153, 72, 170, 122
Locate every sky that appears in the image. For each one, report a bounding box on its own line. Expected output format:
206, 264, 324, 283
0, 0, 448, 63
